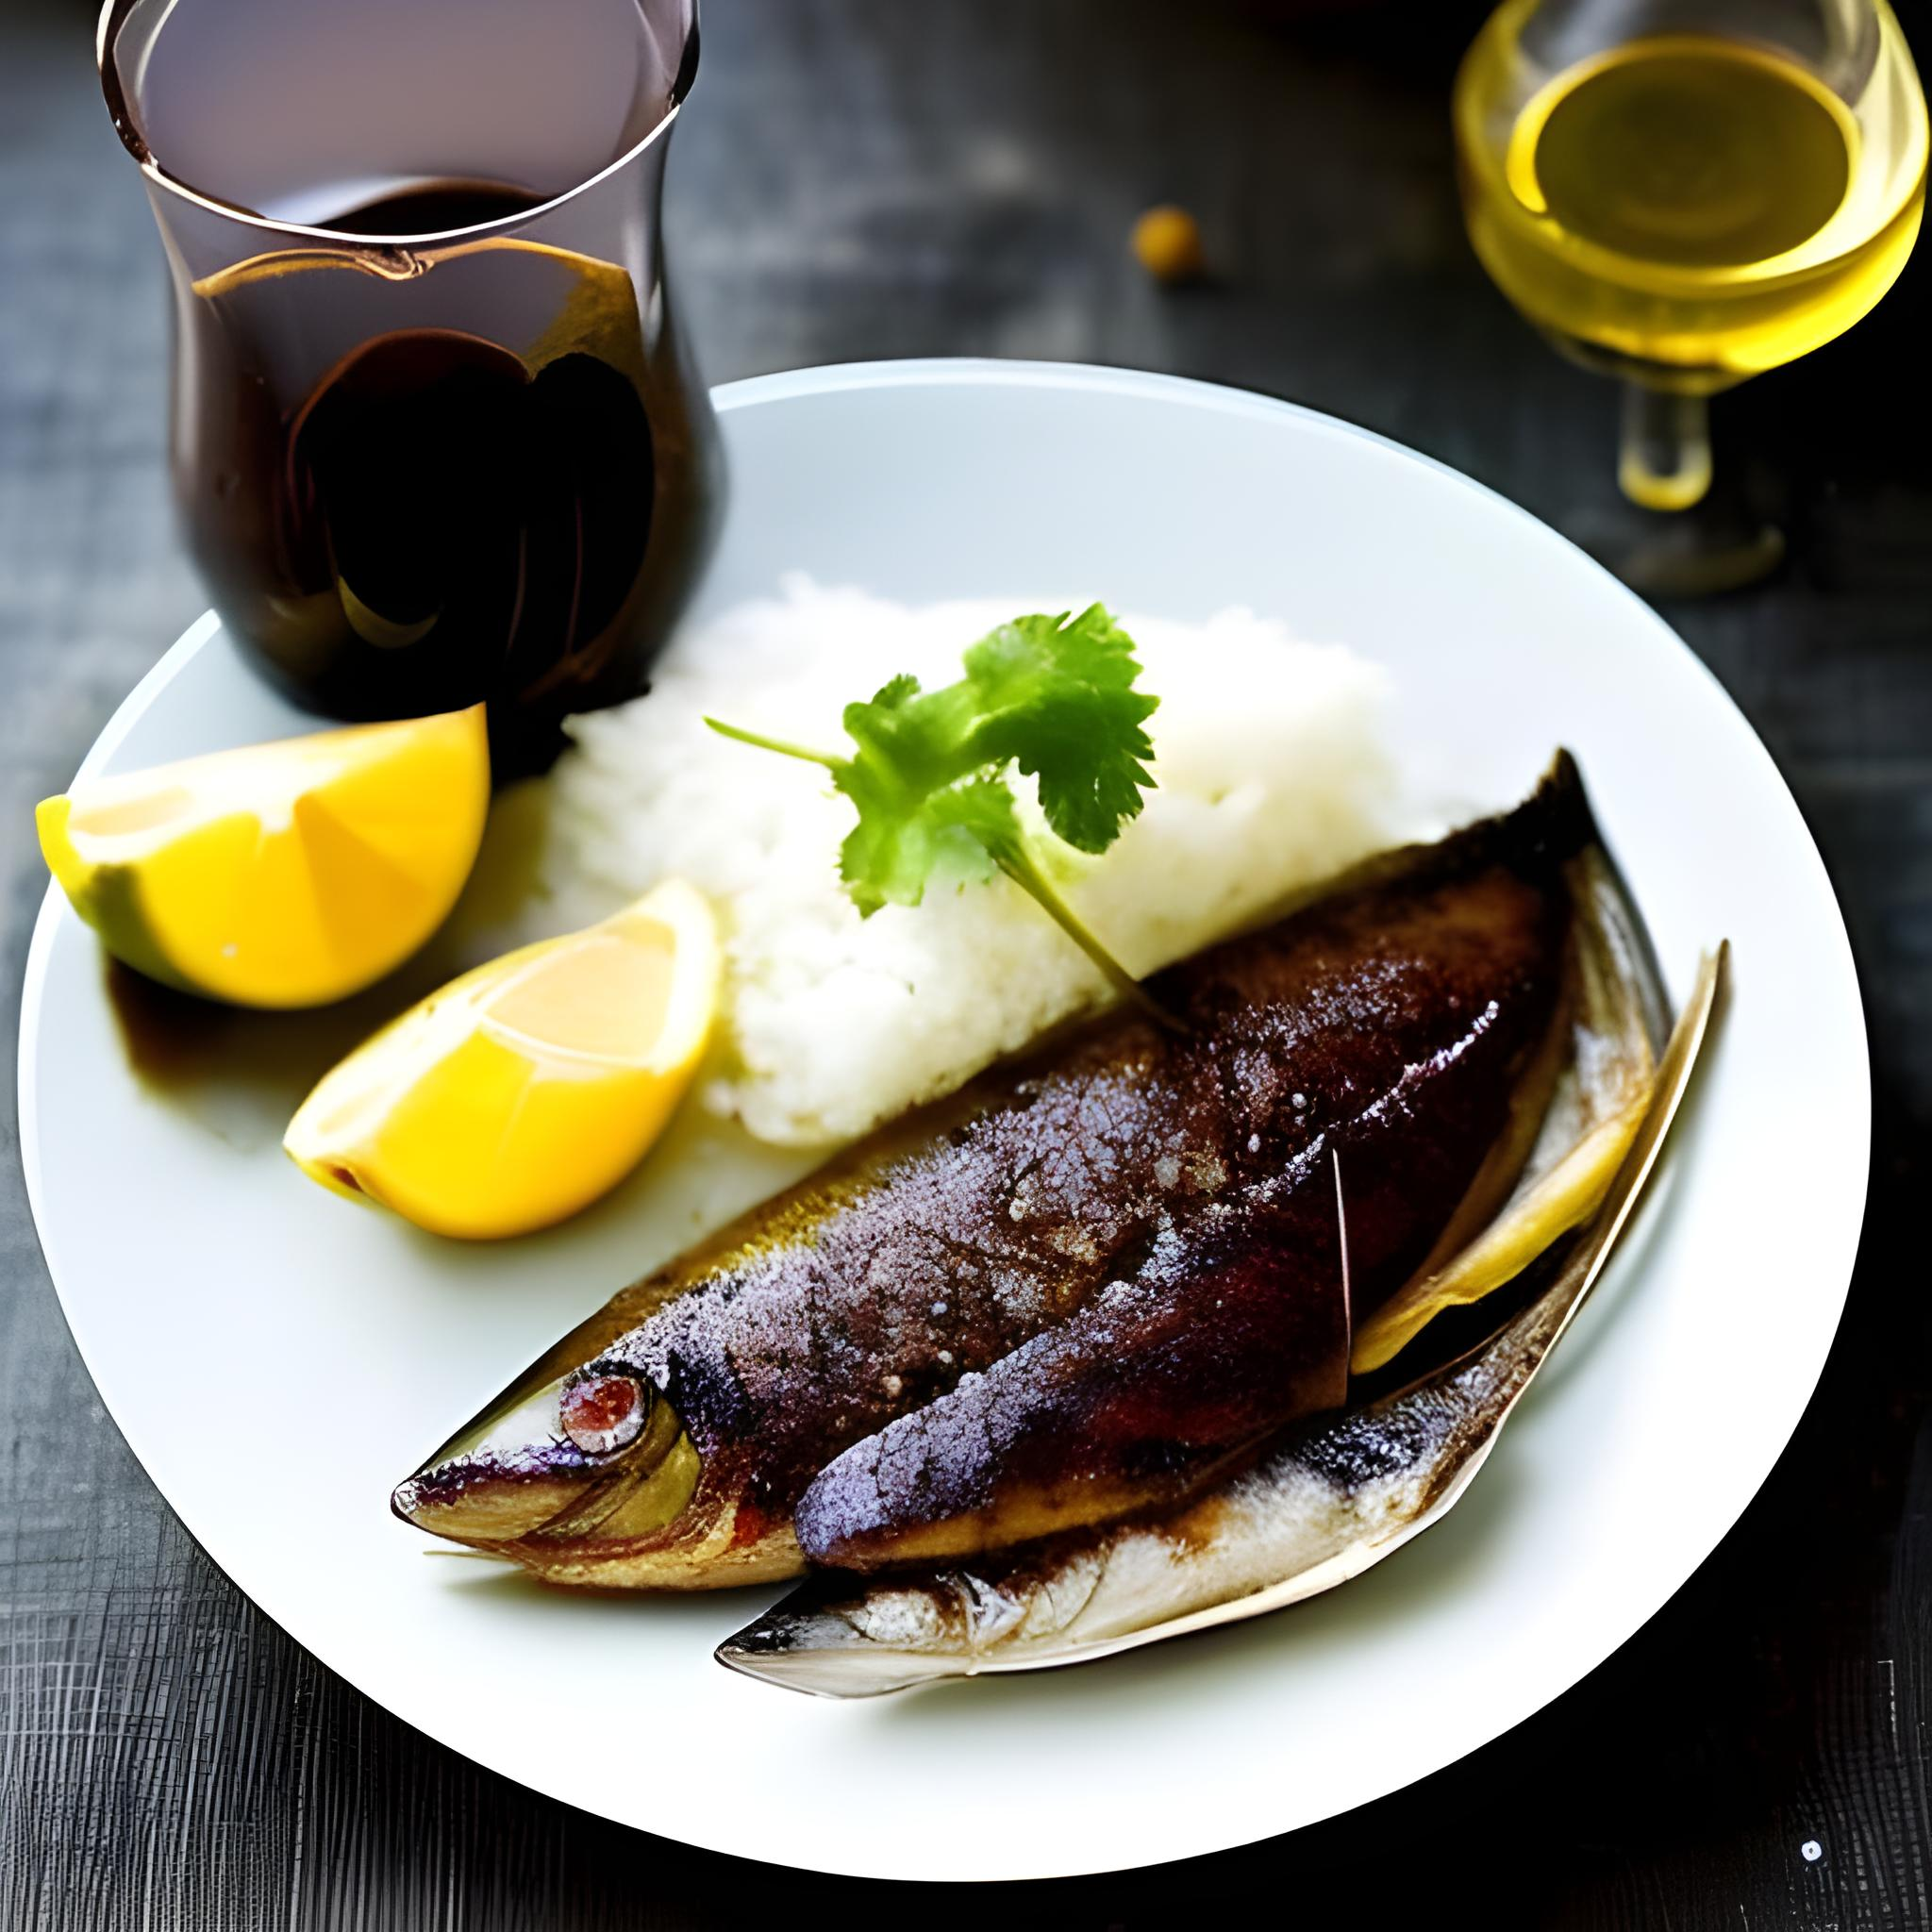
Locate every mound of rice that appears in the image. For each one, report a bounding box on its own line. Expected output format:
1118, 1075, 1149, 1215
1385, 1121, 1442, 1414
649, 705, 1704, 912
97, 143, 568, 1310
541, 577, 1403, 1146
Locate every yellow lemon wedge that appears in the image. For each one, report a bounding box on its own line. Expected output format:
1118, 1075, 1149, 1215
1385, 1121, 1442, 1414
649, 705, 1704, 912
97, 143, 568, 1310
36, 705, 489, 1008
283, 880, 721, 1240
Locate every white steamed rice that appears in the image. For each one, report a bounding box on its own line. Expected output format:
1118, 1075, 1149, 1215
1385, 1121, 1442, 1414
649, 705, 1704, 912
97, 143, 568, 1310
540, 576, 1404, 1146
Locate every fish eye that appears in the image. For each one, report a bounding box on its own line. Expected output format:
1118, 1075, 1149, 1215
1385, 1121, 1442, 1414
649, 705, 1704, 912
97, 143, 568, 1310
558, 1368, 650, 1456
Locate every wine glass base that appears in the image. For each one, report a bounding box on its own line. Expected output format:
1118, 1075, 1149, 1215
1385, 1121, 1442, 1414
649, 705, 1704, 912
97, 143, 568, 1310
1560, 495, 1787, 599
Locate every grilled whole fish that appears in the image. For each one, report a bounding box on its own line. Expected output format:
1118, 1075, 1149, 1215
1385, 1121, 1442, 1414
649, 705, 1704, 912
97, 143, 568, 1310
717, 928, 1714, 1697
394, 759, 1599, 1588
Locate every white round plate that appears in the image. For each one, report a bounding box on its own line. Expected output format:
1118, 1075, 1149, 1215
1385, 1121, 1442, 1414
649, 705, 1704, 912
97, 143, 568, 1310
20, 361, 1868, 1881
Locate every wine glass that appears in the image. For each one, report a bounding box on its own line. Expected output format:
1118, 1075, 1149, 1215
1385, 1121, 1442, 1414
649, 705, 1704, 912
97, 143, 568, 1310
1454, 0, 1926, 591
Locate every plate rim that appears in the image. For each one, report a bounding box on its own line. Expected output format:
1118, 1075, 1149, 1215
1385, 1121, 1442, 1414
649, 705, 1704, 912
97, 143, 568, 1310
16, 358, 1872, 1880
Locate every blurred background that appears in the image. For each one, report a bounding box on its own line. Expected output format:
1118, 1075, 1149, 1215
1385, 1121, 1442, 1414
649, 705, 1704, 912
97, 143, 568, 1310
3, 0, 1929, 1924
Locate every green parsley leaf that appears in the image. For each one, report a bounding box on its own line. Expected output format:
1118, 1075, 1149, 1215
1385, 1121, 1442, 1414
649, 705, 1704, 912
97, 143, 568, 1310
705, 606, 1168, 1019
959, 606, 1158, 853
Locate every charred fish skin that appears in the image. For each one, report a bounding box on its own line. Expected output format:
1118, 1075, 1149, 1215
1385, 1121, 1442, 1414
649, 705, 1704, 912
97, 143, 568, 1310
716, 806, 1710, 1700
629, 841, 1565, 1498
789, 1223, 1349, 1569
395, 762, 1590, 1587
788, 778, 1591, 1568
788, 896, 1565, 1574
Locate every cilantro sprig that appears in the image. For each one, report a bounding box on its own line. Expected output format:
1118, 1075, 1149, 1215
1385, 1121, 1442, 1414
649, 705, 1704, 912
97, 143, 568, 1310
706, 604, 1165, 1018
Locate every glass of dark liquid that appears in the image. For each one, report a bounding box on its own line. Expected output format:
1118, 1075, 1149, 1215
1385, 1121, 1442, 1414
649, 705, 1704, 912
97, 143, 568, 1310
97, 0, 721, 767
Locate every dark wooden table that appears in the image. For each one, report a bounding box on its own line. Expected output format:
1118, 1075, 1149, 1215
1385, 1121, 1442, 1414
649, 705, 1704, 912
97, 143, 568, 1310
4, 0, 1929, 1922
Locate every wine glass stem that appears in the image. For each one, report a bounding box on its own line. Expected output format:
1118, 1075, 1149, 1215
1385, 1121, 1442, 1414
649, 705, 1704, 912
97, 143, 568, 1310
1618, 383, 1713, 511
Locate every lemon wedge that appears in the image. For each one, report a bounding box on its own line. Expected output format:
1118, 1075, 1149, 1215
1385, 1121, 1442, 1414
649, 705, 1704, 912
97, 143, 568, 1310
283, 880, 721, 1239
37, 705, 489, 1008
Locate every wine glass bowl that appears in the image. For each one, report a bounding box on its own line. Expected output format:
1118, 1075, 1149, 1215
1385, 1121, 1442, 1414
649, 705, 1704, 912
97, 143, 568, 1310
1455, 0, 1926, 525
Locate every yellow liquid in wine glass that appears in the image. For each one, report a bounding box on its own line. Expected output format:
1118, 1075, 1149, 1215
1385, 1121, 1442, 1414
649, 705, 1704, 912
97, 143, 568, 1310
1522, 42, 1852, 268
1457, 16, 1928, 393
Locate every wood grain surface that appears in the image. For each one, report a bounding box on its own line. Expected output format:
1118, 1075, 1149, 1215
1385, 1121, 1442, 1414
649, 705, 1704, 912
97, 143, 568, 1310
3, 0, 1929, 1922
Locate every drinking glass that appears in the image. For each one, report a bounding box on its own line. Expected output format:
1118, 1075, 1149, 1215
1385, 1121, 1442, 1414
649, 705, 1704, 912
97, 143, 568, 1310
1455, 0, 1926, 591
97, 0, 721, 764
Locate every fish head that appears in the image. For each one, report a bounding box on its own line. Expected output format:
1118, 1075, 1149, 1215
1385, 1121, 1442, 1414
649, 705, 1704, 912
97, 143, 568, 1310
391, 1290, 698, 1569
